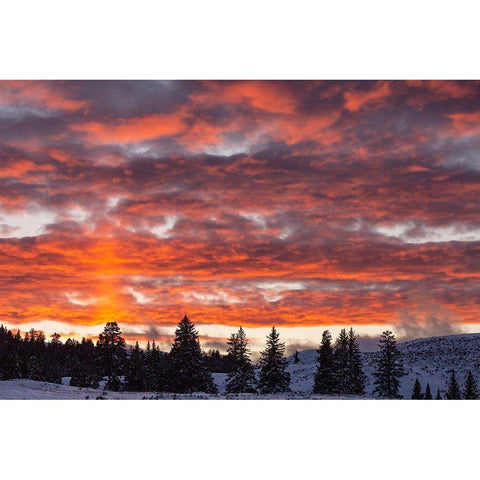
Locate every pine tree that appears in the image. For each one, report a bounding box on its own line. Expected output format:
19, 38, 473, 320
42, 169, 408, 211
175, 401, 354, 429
411, 378, 423, 399
258, 327, 290, 394
435, 389, 442, 400
294, 351, 300, 363
97, 322, 126, 391
313, 330, 336, 394
166, 315, 217, 394
70, 338, 100, 388
332, 328, 349, 394
225, 327, 257, 394
462, 370, 479, 400
0, 326, 21, 380
445, 370, 461, 399
373, 330, 405, 398
125, 342, 147, 391
346, 328, 366, 395
149, 341, 166, 391
424, 383, 432, 400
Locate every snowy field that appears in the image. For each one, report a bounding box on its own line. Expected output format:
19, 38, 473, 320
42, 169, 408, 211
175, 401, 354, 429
1, 332, 479, 399
0, 378, 367, 400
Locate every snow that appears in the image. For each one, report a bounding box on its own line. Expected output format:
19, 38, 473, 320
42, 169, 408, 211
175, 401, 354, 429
1, 332, 479, 399
287, 332, 480, 398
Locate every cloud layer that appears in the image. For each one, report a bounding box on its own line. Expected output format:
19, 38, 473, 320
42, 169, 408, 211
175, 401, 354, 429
0, 80, 479, 342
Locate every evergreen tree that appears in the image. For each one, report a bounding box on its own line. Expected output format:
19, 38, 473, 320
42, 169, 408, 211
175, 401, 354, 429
424, 383, 432, 400
0, 326, 21, 379
97, 322, 126, 391
445, 370, 462, 399
70, 338, 100, 388
145, 340, 166, 391
373, 330, 405, 398
462, 370, 479, 400
125, 342, 147, 391
166, 315, 217, 394
294, 351, 300, 363
346, 328, 366, 395
313, 330, 336, 394
332, 328, 349, 394
258, 327, 290, 394
435, 389, 442, 400
411, 378, 423, 399
225, 327, 257, 394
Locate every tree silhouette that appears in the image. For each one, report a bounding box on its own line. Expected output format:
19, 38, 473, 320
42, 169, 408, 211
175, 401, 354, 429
462, 370, 479, 400
313, 330, 336, 395
445, 370, 461, 399
424, 383, 432, 399
225, 327, 257, 394
166, 315, 217, 394
373, 331, 405, 398
346, 328, 366, 395
97, 322, 126, 391
258, 327, 290, 394
411, 378, 423, 399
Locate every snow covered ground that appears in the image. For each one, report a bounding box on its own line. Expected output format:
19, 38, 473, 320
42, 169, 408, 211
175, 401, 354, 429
0, 378, 364, 400
288, 332, 480, 398
1, 332, 479, 399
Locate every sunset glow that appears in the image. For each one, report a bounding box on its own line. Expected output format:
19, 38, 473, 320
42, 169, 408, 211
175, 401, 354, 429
1, 80, 479, 351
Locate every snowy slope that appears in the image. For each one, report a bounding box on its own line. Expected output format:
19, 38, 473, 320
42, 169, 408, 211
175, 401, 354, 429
287, 332, 480, 397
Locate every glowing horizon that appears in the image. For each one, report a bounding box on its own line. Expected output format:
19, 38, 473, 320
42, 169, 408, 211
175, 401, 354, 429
1, 80, 479, 352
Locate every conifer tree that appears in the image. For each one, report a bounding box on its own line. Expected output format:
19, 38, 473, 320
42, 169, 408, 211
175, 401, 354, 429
294, 351, 299, 363
313, 330, 336, 394
97, 322, 126, 391
435, 389, 442, 400
424, 383, 432, 400
373, 330, 405, 398
445, 370, 461, 399
125, 342, 146, 391
149, 341, 166, 391
332, 328, 349, 394
346, 327, 366, 395
70, 338, 100, 388
258, 327, 290, 394
166, 315, 217, 394
0, 325, 21, 380
225, 327, 257, 394
411, 378, 423, 399
462, 370, 479, 400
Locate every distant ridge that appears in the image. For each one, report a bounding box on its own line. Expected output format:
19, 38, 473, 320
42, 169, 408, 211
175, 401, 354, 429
286, 332, 480, 397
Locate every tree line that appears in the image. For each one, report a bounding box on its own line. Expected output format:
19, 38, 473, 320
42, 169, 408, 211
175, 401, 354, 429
410, 370, 479, 400
0, 316, 477, 398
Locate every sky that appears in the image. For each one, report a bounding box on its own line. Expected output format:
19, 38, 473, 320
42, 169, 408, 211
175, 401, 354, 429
0, 80, 479, 353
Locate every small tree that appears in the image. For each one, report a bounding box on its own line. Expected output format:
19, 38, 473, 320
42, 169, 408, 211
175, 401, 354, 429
435, 389, 442, 400
346, 327, 366, 395
125, 342, 146, 391
70, 338, 100, 388
294, 351, 300, 363
225, 327, 257, 394
313, 330, 336, 395
424, 383, 432, 400
462, 371, 479, 400
258, 327, 290, 394
332, 328, 349, 394
166, 315, 217, 394
445, 370, 461, 400
411, 378, 423, 399
97, 322, 126, 391
373, 331, 405, 398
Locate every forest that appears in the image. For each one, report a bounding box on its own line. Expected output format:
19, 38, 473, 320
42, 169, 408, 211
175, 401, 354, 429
0, 315, 477, 399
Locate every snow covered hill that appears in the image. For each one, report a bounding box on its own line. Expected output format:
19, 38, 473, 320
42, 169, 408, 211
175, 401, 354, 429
287, 332, 480, 397
1, 332, 479, 399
